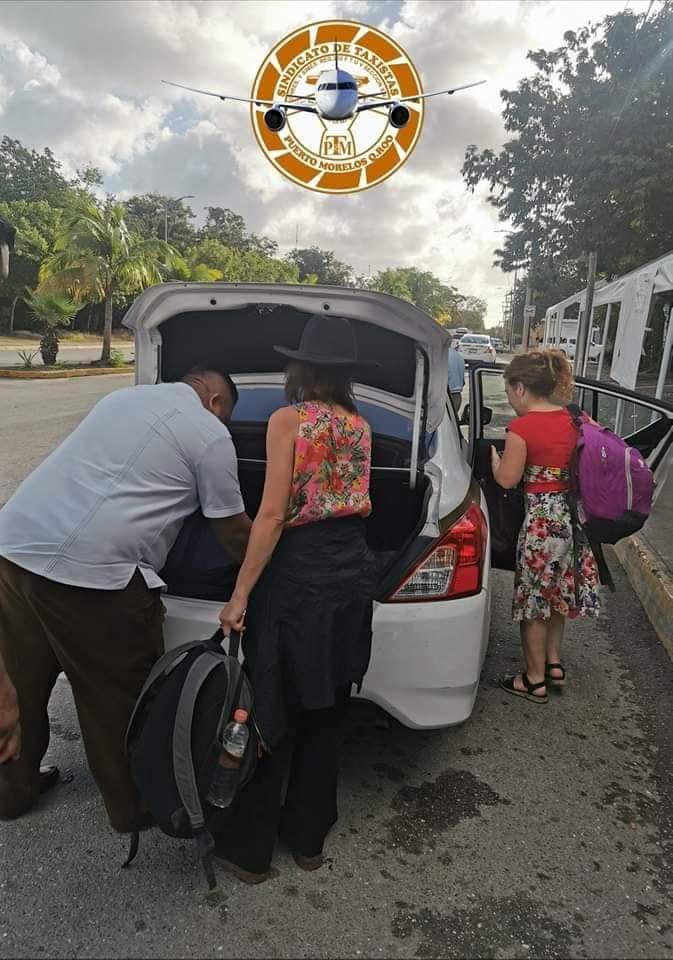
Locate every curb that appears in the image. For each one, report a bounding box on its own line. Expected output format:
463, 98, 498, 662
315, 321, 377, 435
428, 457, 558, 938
612, 536, 673, 661
0, 341, 133, 351
0, 366, 134, 380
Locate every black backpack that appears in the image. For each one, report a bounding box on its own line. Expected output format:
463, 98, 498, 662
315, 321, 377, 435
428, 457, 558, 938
123, 628, 258, 888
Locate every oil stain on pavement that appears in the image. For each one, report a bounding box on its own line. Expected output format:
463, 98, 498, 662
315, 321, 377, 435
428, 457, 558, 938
385, 769, 509, 855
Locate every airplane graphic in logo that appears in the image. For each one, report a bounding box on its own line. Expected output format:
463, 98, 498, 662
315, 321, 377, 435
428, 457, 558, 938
164, 44, 484, 134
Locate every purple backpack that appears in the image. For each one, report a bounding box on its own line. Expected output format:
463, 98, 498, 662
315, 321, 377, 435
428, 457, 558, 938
569, 408, 654, 544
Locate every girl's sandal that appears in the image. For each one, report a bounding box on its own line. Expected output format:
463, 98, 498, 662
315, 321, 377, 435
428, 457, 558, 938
500, 672, 548, 704
545, 662, 567, 688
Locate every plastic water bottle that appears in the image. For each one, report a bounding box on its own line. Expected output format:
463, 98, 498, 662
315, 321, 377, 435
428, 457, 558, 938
206, 709, 250, 809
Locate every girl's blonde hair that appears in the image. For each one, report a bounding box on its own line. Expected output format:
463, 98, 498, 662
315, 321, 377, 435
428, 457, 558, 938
504, 349, 574, 405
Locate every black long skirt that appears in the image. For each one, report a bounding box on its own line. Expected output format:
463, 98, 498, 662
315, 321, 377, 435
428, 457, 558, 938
242, 516, 377, 750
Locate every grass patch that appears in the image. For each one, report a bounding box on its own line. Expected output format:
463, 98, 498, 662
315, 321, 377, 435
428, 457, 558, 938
0, 360, 134, 380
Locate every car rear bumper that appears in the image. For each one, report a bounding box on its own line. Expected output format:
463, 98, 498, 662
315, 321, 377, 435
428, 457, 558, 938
160, 581, 491, 730
360, 587, 491, 728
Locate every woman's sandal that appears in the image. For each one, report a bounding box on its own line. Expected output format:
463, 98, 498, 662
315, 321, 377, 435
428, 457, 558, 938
499, 672, 548, 704
545, 662, 567, 688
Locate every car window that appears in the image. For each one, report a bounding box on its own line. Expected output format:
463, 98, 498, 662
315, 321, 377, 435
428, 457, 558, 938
462, 335, 489, 344
576, 386, 667, 439
479, 370, 511, 440
233, 386, 418, 441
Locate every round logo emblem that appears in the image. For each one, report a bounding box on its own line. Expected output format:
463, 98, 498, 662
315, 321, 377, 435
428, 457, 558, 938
250, 20, 424, 194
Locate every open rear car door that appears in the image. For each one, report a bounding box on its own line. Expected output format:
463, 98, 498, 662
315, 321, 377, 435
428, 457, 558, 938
466, 362, 673, 569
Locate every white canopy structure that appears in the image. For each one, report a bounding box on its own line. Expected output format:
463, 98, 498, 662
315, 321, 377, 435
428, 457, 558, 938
543, 249, 673, 398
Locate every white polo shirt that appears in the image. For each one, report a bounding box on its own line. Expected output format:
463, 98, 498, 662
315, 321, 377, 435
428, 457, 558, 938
0, 382, 245, 590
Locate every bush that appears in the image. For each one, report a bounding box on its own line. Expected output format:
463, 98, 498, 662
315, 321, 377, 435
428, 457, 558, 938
108, 349, 126, 367
17, 349, 39, 369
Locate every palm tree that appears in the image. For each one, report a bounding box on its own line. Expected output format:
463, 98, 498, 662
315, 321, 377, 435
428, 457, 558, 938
23, 289, 79, 366
41, 201, 174, 363
169, 252, 223, 283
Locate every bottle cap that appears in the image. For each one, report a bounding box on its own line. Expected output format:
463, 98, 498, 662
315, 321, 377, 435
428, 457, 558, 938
233, 709, 248, 723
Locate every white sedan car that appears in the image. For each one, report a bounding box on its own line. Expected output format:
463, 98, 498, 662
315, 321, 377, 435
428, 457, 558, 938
458, 334, 496, 359
124, 283, 673, 730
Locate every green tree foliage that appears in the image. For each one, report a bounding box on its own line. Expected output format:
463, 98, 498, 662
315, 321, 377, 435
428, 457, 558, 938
0, 137, 70, 204
288, 246, 354, 286
462, 3, 673, 301
124, 193, 197, 251
171, 239, 299, 284
200, 206, 278, 256
0, 200, 62, 331
453, 295, 488, 333
369, 267, 463, 321
41, 201, 174, 362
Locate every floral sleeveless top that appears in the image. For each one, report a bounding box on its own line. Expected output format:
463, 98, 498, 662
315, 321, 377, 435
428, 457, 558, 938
286, 401, 372, 528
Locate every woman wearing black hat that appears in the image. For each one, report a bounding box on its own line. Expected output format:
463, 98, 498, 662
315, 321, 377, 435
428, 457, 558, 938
215, 315, 377, 883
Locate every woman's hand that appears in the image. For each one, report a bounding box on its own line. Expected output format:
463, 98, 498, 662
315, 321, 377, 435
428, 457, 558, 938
492, 433, 527, 490
0, 675, 21, 764
219, 591, 248, 637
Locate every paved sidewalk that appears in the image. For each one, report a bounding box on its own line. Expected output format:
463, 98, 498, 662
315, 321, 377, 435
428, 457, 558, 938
614, 476, 673, 660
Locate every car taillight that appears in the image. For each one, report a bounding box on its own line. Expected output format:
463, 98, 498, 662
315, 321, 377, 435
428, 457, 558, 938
387, 503, 487, 602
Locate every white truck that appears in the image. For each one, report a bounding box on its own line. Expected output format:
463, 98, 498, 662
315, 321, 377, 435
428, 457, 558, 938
545, 318, 602, 362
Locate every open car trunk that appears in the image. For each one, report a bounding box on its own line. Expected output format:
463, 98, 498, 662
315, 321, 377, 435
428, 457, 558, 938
123, 283, 449, 602
160, 462, 432, 602
160, 385, 433, 600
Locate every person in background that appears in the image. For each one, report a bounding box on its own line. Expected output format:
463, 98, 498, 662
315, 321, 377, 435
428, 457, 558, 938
491, 350, 600, 704
0, 368, 250, 832
216, 315, 377, 884
448, 340, 466, 415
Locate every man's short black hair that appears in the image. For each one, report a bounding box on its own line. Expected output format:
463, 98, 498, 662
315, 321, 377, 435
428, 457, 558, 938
182, 366, 239, 405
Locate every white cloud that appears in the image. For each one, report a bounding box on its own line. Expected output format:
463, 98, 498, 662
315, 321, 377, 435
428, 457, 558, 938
0, 0, 653, 325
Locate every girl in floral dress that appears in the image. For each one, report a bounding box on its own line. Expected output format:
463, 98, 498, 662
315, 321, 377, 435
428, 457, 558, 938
216, 315, 377, 881
491, 350, 600, 704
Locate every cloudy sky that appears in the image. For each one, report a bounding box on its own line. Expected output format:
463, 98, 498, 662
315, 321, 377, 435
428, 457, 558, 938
0, 0, 651, 325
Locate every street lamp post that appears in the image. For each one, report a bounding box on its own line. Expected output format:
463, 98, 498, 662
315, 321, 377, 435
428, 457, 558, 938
164, 195, 195, 243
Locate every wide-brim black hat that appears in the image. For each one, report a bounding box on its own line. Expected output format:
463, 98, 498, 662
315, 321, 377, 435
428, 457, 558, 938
274, 314, 379, 368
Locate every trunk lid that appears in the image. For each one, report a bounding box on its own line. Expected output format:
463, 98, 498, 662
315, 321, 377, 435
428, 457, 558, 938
123, 282, 450, 441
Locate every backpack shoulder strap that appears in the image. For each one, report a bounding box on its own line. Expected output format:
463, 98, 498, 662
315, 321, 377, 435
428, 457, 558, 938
173, 650, 226, 890
173, 650, 225, 831
125, 639, 203, 752
566, 403, 584, 428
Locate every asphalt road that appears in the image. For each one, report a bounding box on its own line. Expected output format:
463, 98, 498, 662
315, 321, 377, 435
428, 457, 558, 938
1, 377, 673, 959
0, 375, 133, 506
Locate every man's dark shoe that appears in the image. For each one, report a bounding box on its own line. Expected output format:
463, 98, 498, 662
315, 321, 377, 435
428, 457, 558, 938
216, 857, 269, 885
293, 851, 324, 872
39, 765, 60, 795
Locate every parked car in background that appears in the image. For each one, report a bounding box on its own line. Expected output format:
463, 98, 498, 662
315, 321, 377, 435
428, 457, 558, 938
458, 334, 496, 359
491, 337, 506, 353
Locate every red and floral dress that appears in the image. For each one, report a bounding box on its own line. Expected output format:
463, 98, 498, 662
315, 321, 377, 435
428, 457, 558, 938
508, 410, 600, 622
